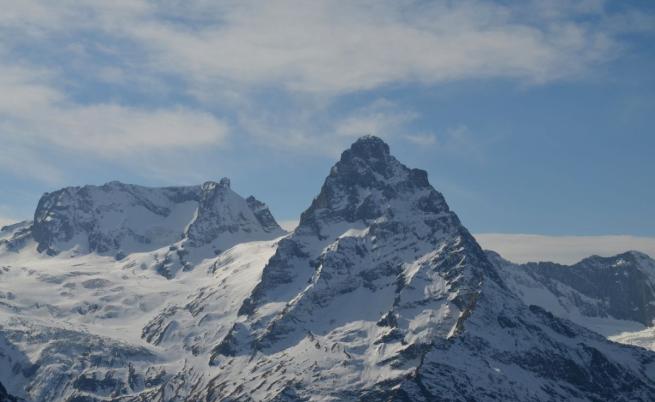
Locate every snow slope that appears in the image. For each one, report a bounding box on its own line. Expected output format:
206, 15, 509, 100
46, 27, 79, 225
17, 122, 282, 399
488, 250, 655, 336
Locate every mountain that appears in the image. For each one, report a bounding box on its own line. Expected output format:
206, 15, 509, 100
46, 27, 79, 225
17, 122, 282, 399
488, 250, 655, 344
0, 179, 286, 401
185, 136, 655, 401
1, 178, 284, 278
2, 136, 655, 401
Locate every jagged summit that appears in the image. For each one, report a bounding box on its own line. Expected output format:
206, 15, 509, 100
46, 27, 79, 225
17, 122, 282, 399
333, 135, 421, 182
202, 177, 231, 190
210, 136, 496, 389
298, 136, 438, 235
344, 134, 390, 159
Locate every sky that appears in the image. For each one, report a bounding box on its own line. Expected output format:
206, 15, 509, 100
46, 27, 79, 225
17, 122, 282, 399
0, 1, 654, 262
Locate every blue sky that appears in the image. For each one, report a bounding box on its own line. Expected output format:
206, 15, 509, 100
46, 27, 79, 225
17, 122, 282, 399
0, 1, 654, 254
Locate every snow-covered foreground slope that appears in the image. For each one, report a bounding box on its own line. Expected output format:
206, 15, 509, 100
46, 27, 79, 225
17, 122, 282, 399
2, 136, 655, 401
0, 236, 281, 401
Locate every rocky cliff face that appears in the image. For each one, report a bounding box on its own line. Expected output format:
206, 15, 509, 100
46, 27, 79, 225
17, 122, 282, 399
1, 136, 655, 402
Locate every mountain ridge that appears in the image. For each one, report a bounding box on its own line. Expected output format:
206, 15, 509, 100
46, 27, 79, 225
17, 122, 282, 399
1, 136, 655, 401
1, 179, 285, 278
488, 249, 655, 330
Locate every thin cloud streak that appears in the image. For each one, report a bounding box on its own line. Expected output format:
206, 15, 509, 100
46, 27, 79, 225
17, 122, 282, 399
475, 233, 655, 264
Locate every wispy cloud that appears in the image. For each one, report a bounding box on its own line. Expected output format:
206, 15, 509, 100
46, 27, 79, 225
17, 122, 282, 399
475, 233, 655, 264
334, 100, 417, 140
125, 1, 621, 94
0, 0, 652, 182
0, 57, 229, 183
39, 105, 228, 156
1, 1, 641, 95
0, 59, 228, 154
405, 133, 438, 147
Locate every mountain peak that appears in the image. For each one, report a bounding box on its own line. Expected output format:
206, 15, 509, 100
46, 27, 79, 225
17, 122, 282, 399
22, 180, 284, 258
344, 135, 390, 160
202, 177, 231, 191
297, 136, 439, 233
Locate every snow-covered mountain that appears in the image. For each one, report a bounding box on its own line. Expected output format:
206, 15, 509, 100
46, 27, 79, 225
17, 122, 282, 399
1, 178, 284, 278
488, 250, 655, 346
2, 136, 655, 401
36, 178, 284, 255
0, 179, 286, 401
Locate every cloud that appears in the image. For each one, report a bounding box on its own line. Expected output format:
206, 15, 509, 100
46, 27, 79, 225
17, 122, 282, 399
0, 62, 228, 156
0, 144, 64, 185
41, 105, 228, 156
0, 1, 637, 95
236, 98, 437, 156
334, 100, 417, 138
475, 233, 655, 264
0, 217, 17, 229
0, 0, 651, 182
0, 56, 229, 183
405, 133, 438, 146
279, 220, 299, 232
122, 0, 622, 94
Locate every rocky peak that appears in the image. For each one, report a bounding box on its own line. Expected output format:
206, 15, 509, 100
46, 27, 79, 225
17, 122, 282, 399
298, 136, 445, 236
201, 178, 231, 192
230, 135, 500, 360
186, 180, 284, 246
6, 138, 655, 402
334, 135, 404, 182
345, 134, 390, 159
246, 196, 285, 234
